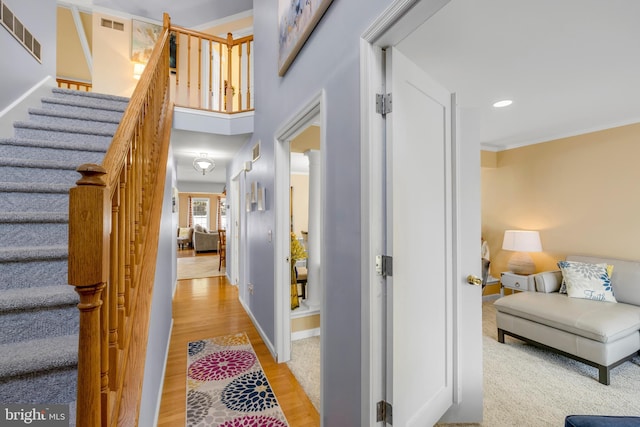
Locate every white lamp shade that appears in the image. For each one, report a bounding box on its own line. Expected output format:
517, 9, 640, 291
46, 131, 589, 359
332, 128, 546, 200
502, 230, 542, 252
193, 154, 215, 175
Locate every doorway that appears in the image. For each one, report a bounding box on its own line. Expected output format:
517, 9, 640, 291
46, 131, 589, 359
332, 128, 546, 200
274, 92, 325, 412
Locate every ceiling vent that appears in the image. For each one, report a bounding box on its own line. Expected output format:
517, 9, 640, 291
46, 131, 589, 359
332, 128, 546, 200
101, 18, 124, 31
0, 0, 42, 62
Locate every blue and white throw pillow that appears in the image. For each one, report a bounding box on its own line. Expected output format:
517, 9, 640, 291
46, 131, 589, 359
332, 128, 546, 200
557, 260, 617, 303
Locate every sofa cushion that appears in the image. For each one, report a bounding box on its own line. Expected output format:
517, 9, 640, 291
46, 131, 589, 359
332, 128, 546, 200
567, 255, 640, 306
558, 261, 617, 303
534, 270, 562, 293
494, 292, 640, 343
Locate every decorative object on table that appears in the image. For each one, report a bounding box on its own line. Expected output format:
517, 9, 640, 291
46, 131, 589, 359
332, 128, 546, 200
290, 232, 307, 309
186, 333, 288, 426
501, 229, 542, 275
278, 0, 334, 76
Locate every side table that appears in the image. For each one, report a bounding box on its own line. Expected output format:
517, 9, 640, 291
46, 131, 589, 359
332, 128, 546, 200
500, 272, 536, 296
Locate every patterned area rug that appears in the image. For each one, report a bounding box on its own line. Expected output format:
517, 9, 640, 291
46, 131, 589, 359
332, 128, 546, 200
186, 333, 289, 427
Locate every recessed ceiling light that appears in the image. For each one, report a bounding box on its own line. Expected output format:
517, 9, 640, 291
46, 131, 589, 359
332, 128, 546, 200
493, 99, 513, 108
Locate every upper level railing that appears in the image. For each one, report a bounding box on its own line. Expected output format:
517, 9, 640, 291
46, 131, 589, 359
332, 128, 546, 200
68, 12, 173, 427
169, 26, 254, 113
57, 77, 92, 92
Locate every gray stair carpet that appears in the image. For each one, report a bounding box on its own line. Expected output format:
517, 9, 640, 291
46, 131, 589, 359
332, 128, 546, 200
0, 87, 127, 406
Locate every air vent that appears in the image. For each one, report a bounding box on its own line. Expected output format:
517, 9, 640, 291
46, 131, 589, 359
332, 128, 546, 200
101, 18, 124, 31
0, 1, 42, 62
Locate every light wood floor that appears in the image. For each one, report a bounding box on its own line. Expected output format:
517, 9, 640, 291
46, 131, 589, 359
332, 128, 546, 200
157, 273, 320, 426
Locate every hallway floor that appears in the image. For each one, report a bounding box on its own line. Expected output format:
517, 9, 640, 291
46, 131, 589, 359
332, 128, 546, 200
157, 275, 320, 426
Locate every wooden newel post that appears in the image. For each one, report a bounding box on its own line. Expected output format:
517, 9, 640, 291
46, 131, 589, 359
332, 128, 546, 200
69, 164, 110, 427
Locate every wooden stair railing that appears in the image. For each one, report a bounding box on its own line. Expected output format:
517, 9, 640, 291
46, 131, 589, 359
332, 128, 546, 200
68, 13, 173, 427
56, 77, 92, 92
169, 25, 254, 113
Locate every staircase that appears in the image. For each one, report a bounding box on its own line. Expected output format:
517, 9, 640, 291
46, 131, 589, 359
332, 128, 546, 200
0, 88, 127, 405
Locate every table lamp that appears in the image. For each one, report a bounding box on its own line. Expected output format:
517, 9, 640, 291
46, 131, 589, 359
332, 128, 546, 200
502, 230, 542, 275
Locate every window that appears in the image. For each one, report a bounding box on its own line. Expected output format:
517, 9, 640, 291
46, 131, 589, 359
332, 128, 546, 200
192, 198, 209, 228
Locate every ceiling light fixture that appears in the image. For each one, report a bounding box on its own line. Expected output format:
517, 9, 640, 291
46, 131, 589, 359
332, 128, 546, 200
193, 153, 215, 175
493, 99, 513, 108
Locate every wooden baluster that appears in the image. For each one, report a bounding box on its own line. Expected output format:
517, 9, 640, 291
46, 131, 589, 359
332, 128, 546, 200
198, 36, 202, 109
175, 32, 180, 86
218, 42, 223, 111
187, 35, 191, 90
68, 164, 110, 427
237, 41, 243, 111
209, 40, 213, 110
109, 184, 120, 388
226, 33, 233, 112
247, 40, 251, 110
118, 170, 127, 341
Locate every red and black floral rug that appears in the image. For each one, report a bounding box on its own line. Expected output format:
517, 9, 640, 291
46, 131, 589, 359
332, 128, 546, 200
186, 333, 288, 427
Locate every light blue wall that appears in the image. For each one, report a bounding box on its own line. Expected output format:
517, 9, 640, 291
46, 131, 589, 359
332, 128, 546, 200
0, 0, 55, 112
228, 0, 393, 424
139, 146, 177, 425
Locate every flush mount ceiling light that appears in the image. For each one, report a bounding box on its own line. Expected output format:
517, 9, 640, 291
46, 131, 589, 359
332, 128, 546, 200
193, 153, 215, 175
493, 99, 513, 108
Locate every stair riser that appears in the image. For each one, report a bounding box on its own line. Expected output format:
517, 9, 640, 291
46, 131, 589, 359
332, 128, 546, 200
0, 144, 105, 164
28, 113, 120, 133
0, 306, 78, 345
41, 99, 126, 117
0, 223, 67, 247
0, 166, 79, 184
14, 127, 114, 145
0, 260, 67, 290
0, 367, 77, 404
51, 90, 129, 108
0, 192, 68, 213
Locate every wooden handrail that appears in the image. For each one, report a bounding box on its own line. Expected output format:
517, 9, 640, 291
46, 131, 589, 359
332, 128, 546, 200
169, 24, 254, 113
57, 78, 92, 92
68, 12, 173, 427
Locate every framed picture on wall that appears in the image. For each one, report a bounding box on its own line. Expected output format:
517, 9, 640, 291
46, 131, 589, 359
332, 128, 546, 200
277, 0, 334, 76
131, 19, 162, 63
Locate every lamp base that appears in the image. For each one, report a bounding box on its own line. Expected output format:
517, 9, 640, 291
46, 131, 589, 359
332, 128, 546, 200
508, 252, 536, 275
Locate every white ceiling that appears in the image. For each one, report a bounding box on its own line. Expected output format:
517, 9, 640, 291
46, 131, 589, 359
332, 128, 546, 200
398, 0, 640, 150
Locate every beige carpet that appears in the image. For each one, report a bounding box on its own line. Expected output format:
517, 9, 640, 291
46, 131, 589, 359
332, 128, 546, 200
289, 300, 640, 425
177, 255, 226, 280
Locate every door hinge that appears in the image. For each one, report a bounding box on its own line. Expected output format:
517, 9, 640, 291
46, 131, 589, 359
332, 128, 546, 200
375, 255, 393, 277
376, 93, 392, 115
377, 400, 392, 424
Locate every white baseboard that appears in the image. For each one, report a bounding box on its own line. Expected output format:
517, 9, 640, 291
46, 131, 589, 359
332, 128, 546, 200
153, 318, 173, 427
239, 297, 278, 360
291, 327, 321, 341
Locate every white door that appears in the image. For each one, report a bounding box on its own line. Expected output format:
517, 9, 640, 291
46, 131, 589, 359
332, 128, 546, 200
231, 174, 240, 285
386, 47, 455, 426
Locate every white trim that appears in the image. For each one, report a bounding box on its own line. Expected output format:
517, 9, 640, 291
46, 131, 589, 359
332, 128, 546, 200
70, 5, 93, 76
57, 0, 93, 13
291, 327, 321, 341
0, 76, 52, 119
239, 296, 277, 359
152, 319, 173, 427
274, 92, 323, 364
481, 117, 640, 152
193, 10, 254, 32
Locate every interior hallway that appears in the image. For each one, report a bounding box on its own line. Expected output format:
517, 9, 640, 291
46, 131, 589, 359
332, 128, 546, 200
157, 257, 320, 426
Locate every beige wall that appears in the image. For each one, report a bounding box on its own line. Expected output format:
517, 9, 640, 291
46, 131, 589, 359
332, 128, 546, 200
291, 314, 320, 333
57, 8, 92, 81
92, 12, 139, 97
178, 192, 222, 229
290, 174, 309, 237
482, 123, 640, 286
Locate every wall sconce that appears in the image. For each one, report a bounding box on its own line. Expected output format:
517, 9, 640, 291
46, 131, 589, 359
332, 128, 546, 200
193, 153, 215, 175
502, 230, 542, 275
133, 62, 145, 80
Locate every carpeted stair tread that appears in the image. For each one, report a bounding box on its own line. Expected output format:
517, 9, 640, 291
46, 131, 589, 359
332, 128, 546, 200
0, 137, 108, 153
0, 335, 78, 378
0, 285, 77, 312
0, 245, 67, 263
41, 96, 127, 114
52, 87, 129, 104
13, 120, 118, 138
28, 107, 123, 125
0, 211, 68, 223
0, 156, 84, 171
0, 181, 70, 193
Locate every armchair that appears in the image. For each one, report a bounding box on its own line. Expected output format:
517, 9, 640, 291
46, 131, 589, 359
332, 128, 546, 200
193, 224, 219, 253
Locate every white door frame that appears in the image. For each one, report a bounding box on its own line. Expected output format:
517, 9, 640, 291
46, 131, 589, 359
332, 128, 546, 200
230, 171, 242, 287
274, 92, 325, 363
360, 1, 452, 425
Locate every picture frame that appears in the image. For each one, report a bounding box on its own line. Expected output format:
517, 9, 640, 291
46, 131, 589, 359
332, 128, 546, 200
278, 0, 334, 76
252, 141, 261, 162
131, 19, 162, 64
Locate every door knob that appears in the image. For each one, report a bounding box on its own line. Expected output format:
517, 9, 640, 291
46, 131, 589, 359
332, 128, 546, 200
467, 275, 482, 286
